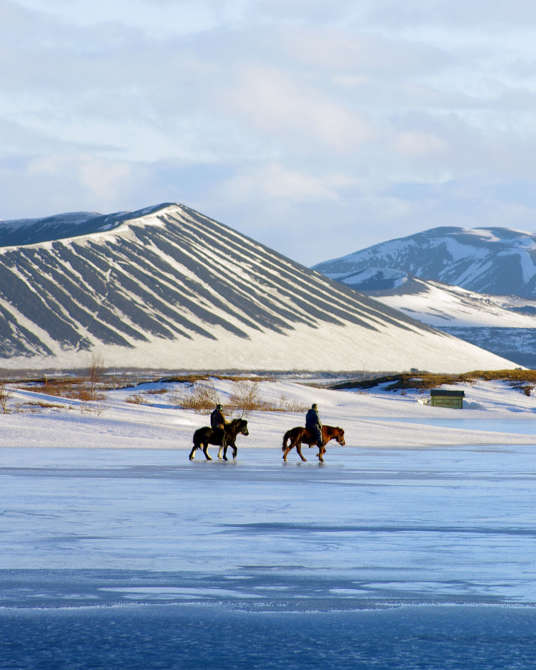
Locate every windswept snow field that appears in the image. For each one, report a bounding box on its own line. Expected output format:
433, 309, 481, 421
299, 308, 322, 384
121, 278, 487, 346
2, 377, 536, 668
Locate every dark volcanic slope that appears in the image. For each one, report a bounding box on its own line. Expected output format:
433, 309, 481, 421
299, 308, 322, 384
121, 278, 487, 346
0, 204, 514, 371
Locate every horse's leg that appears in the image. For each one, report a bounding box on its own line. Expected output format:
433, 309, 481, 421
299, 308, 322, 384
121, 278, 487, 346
218, 429, 227, 460
283, 437, 297, 461
317, 445, 326, 463
202, 442, 212, 461
296, 441, 307, 462
188, 445, 196, 461
221, 438, 235, 461
282, 436, 293, 461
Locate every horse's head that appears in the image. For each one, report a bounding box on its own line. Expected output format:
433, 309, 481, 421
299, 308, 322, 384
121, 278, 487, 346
229, 418, 249, 436
335, 427, 345, 446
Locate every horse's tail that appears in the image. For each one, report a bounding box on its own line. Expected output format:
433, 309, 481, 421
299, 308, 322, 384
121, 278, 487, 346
282, 430, 293, 450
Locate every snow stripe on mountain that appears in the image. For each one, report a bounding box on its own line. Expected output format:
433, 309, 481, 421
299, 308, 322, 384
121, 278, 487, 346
0, 204, 518, 371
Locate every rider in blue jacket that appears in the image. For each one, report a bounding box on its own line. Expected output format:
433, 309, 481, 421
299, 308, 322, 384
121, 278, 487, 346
305, 403, 323, 447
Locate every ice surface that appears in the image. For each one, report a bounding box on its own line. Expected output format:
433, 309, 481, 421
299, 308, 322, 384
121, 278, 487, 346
2, 378, 536, 666
2, 442, 536, 610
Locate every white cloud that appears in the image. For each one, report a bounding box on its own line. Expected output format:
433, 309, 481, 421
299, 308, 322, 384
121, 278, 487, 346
3, 0, 536, 263
365, 0, 536, 30
221, 164, 354, 203
12, 0, 242, 37
22, 153, 147, 211
228, 66, 373, 152
394, 131, 448, 157
281, 26, 453, 75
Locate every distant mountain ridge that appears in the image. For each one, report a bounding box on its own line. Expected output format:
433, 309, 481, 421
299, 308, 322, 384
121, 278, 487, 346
0, 203, 516, 371
0, 204, 172, 247
313, 226, 536, 298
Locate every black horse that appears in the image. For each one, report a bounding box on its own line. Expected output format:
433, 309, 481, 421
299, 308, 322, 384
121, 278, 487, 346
189, 418, 249, 461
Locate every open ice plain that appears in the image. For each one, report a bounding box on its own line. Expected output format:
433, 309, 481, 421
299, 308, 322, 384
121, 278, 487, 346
1, 378, 536, 668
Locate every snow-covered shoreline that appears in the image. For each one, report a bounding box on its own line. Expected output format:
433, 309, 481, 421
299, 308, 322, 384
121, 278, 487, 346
1, 377, 536, 452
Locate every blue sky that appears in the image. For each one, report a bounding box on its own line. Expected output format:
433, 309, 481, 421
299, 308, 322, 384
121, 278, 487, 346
2, 0, 536, 263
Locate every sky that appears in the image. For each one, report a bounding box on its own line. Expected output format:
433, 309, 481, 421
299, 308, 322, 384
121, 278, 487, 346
2, 0, 536, 264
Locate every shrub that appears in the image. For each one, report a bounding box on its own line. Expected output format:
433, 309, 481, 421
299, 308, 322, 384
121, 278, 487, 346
274, 393, 308, 413
228, 381, 308, 413
25, 401, 66, 411
228, 380, 266, 411
86, 353, 104, 402
0, 383, 10, 414
178, 382, 220, 412
126, 394, 145, 405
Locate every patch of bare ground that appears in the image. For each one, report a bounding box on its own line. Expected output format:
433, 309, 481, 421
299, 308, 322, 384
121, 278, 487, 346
329, 369, 536, 396
17, 401, 69, 413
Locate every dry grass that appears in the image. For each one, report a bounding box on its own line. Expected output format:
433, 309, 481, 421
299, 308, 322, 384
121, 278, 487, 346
274, 393, 309, 413
16, 356, 107, 402
126, 394, 145, 405
176, 382, 221, 412
0, 383, 10, 414
86, 353, 104, 402
126, 390, 168, 406
18, 371, 107, 404
228, 380, 265, 411
227, 381, 308, 413
174, 380, 308, 414
330, 369, 536, 395
24, 401, 67, 410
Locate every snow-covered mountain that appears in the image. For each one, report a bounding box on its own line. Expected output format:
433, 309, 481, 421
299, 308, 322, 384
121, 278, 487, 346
369, 277, 536, 367
314, 226, 536, 297
0, 204, 517, 372
371, 277, 536, 329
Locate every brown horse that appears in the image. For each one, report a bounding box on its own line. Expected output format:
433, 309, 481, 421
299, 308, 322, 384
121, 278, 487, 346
282, 425, 345, 463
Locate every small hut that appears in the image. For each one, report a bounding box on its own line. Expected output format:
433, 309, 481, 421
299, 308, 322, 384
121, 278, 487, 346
430, 389, 465, 409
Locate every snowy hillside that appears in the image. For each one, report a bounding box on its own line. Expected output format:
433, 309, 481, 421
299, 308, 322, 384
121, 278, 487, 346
372, 277, 536, 329
367, 278, 536, 368
314, 226, 536, 297
0, 204, 517, 372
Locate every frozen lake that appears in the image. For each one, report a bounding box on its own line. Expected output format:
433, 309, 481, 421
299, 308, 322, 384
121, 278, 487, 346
2, 443, 536, 667
380, 416, 536, 435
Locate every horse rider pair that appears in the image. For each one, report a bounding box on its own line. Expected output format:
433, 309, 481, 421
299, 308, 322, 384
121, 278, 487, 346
211, 402, 325, 449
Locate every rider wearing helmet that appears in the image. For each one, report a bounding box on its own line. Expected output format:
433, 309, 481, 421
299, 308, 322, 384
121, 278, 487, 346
305, 403, 323, 448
